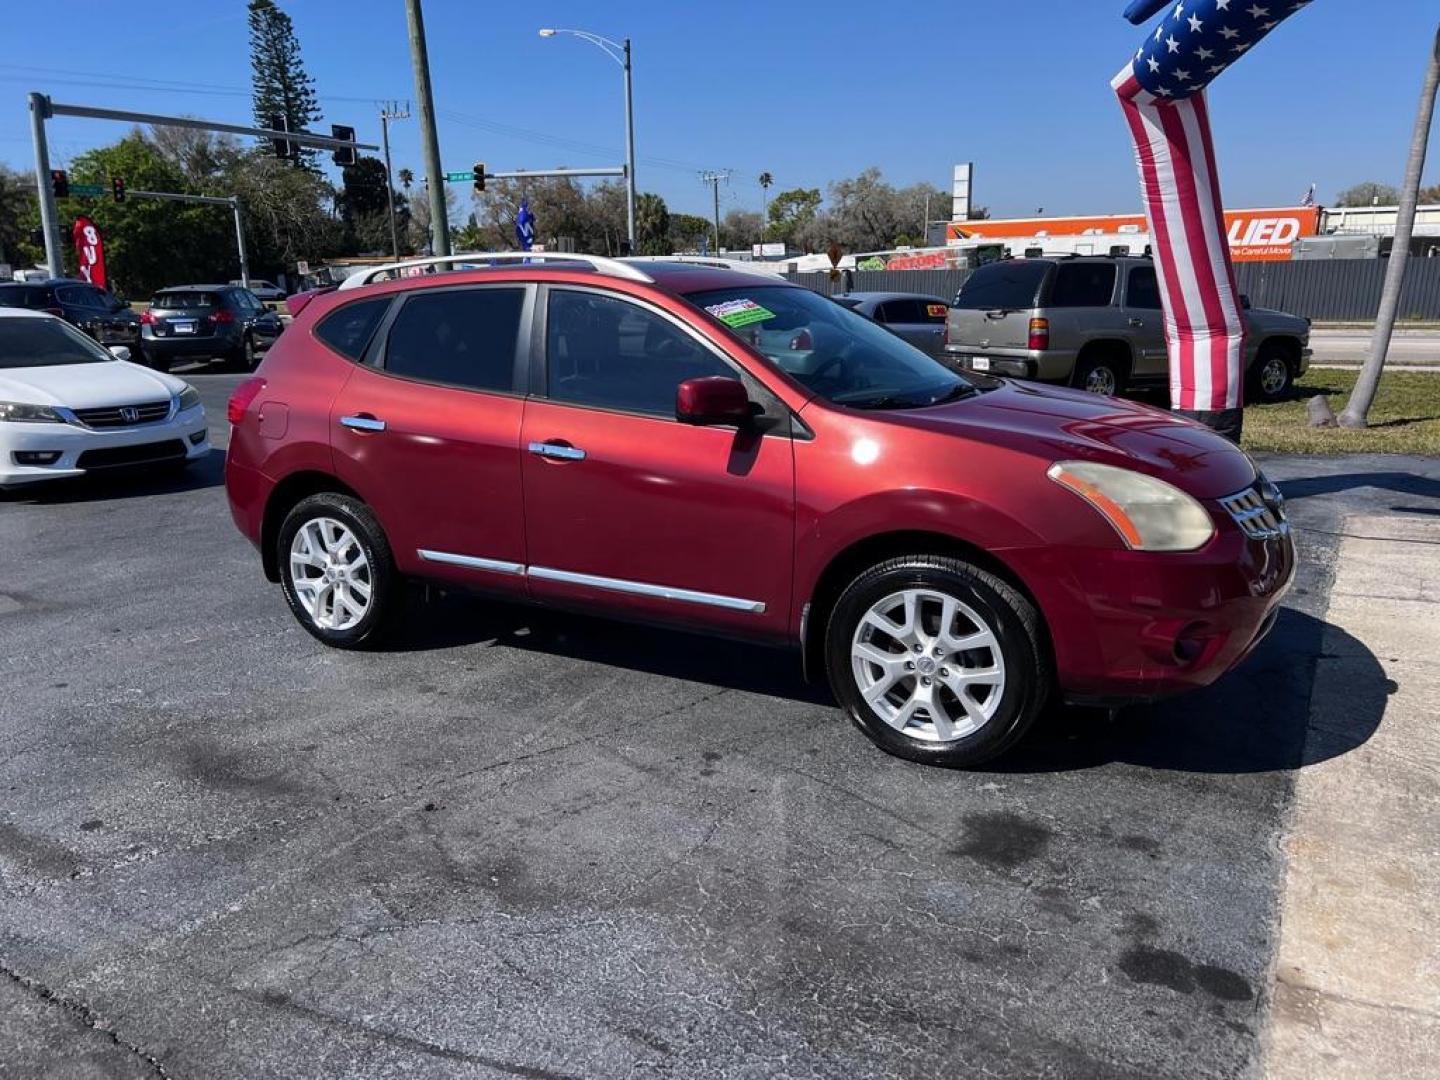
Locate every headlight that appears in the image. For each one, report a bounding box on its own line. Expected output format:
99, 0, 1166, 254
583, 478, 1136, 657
1047, 461, 1215, 552
0, 402, 66, 424
176, 386, 202, 412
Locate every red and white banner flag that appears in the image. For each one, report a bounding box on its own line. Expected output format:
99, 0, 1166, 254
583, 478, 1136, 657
72, 216, 107, 290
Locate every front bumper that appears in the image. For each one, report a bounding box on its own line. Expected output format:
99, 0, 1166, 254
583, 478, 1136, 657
1012, 518, 1296, 702
0, 405, 211, 487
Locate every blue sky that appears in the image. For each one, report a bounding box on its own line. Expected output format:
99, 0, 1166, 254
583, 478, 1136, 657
1, 0, 1436, 221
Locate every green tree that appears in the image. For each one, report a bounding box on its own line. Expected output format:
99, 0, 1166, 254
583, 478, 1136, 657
248, 0, 322, 169
0, 165, 36, 270
635, 192, 671, 256
1335, 181, 1401, 207
765, 187, 822, 246
668, 213, 712, 252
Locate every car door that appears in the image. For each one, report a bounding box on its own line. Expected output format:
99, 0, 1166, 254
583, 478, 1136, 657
520, 285, 796, 638
327, 285, 532, 590
877, 298, 947, 357
1121, 265, 1168, 379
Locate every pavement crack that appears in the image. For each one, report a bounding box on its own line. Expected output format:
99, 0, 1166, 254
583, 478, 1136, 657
0, 959, 171, 1078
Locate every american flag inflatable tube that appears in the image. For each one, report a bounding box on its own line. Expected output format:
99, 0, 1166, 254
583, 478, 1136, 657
1113, 0, 1312, 440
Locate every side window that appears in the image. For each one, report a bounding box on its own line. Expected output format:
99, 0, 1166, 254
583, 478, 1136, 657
56, 285, 93, 307
314, 297, 392, 361
382, 288, 524, 392
1126, 267, 1163, 310
1049, 263, 1118, 308
83, 286, 112, 309
546, 290, 734, 417
878, 300, 925, 324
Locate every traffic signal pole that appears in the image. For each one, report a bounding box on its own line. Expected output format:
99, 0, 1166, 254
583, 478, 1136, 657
26, 93, 373, 279
126, 189, 250, 289
28, 93, 64, 277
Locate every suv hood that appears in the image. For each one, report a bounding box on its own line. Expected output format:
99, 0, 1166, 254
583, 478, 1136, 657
0, 361, 186, 410
893, 380, 1256, 500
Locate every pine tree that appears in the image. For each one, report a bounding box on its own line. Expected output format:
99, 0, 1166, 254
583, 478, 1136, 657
249, 0, 322, 169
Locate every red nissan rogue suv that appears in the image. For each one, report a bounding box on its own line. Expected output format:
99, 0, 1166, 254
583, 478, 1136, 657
225, 254, 1294, 767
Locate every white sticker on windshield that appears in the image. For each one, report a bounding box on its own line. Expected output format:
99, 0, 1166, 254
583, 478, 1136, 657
705, 298, 774, 329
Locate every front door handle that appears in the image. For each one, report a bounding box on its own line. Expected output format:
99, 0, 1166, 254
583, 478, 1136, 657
339, 414, 386, 432
528, 440, 586, 462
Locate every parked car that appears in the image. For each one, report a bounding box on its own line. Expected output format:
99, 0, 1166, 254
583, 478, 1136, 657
0, 308, 210, 489
0, 279, 142, 354
225, 254, 1294, 768
141, 285, 284, 372
943, 256, 1312, 402
833, 291, 951, 357
230, 279, 287, 302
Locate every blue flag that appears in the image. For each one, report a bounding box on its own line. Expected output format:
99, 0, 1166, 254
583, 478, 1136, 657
516, 199, 535, 252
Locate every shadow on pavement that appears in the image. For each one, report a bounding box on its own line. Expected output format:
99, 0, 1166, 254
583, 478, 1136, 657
388, 594, 1387, 775
0, 449, 224, 505
1279, 471, 1440, 503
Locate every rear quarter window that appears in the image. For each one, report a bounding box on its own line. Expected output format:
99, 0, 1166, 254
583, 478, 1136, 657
314, 297, 392, 361
954, 263, 1049, 310
1048, 263, 1118, 308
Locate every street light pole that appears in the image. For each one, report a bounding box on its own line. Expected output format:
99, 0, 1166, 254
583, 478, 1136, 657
539, 28, 637, 253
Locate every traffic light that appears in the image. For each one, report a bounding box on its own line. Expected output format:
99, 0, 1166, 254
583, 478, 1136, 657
50, 170, 68, 198
112, 177, 125, 203
474, 163, 485, 194
330, 124, 356, 166
268, 114, 293, 160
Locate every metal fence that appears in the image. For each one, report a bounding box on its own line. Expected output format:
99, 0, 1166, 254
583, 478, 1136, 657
785, 259, 1440, 322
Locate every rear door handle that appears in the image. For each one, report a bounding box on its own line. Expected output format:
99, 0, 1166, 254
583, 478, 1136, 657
339, 414, 386, 432
1128, 318, 1145, 328
528, 441, 586, 461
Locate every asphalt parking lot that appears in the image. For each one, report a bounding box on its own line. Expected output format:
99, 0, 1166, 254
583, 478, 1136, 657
1, 373, 1432, 1079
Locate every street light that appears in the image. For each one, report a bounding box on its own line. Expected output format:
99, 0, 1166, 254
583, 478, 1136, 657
539, 27, 636, 253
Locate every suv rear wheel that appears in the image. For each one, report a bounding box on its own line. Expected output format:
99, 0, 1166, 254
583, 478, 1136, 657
277, 492, 399, 648
1073, 348, 1128, 396
824, 556, 1051, 768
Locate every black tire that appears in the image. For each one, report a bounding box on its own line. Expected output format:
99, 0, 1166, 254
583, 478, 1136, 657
1072, 349, 1128, 396
1248, 343, 1295, 404
277, 492, 401, 649
824, 556, 1051, 768
231, 334, 258, 372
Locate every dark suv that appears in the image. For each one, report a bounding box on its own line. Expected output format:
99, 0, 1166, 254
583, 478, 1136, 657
141, 285, 284, 372
0, 279, 142, 354
943, 256, 1312, 403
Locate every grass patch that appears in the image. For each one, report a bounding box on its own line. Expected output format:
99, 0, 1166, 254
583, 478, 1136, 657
1242, 369, 1440, 456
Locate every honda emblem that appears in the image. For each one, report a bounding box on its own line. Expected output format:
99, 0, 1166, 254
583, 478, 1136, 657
120, 406, 139, 423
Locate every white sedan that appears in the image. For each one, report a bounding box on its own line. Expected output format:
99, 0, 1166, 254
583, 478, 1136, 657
0, 308, 211, 489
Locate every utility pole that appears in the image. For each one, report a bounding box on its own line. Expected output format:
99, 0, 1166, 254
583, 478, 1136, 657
379, 101, 410, 259
622, 38, 636, 253
28, 93, 64, 277
701, 170, 730, 256
405, 0, 450, 257
1339, 23, 1439, 428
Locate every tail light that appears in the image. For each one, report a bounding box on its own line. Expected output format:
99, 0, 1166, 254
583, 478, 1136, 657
139, 309, 155, 325
212, 309, 236, 324
789, 328, 813, 351
227, 377, 266, 425
1028, 318, 1050, 351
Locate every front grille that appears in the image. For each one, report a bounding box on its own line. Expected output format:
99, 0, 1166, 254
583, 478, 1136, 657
76, 440, 186, 470
1220, 479, 1289, 541
72, 400, 172, 429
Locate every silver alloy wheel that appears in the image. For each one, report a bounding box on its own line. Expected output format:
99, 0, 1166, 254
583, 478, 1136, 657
1084, 365, 1118, 395
289, 516, 372, 631
850, 588, 1006, 743
1259, 355, 1289, 397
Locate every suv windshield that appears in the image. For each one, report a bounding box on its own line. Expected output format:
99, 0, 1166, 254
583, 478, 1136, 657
688, 286, 977, 409
0, 316, 114, 369
953, 262, 1049, 311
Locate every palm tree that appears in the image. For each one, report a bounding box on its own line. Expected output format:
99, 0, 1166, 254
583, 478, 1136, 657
758, 171, 774, 242
397, 167, 414, 193
1340, 24, 1439, 428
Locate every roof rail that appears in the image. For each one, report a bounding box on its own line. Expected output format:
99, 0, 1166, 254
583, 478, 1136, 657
337, 251, 654, 291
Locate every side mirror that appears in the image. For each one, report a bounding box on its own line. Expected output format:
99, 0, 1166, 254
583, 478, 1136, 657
676, 376, 752, 426
108, 345, 132, 362
1240, 294, 1252, 310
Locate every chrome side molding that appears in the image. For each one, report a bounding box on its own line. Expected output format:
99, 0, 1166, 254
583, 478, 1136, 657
415, 550, 765, 613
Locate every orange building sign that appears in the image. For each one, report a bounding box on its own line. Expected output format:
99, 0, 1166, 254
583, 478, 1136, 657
946, 206, 1322, 262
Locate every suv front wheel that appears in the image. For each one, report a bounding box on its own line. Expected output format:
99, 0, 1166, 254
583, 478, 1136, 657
825, 556, 1051, 768
277, 492, 400, 648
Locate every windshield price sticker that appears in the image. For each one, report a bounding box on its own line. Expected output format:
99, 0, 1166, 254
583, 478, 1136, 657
706, 298, 774, 328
